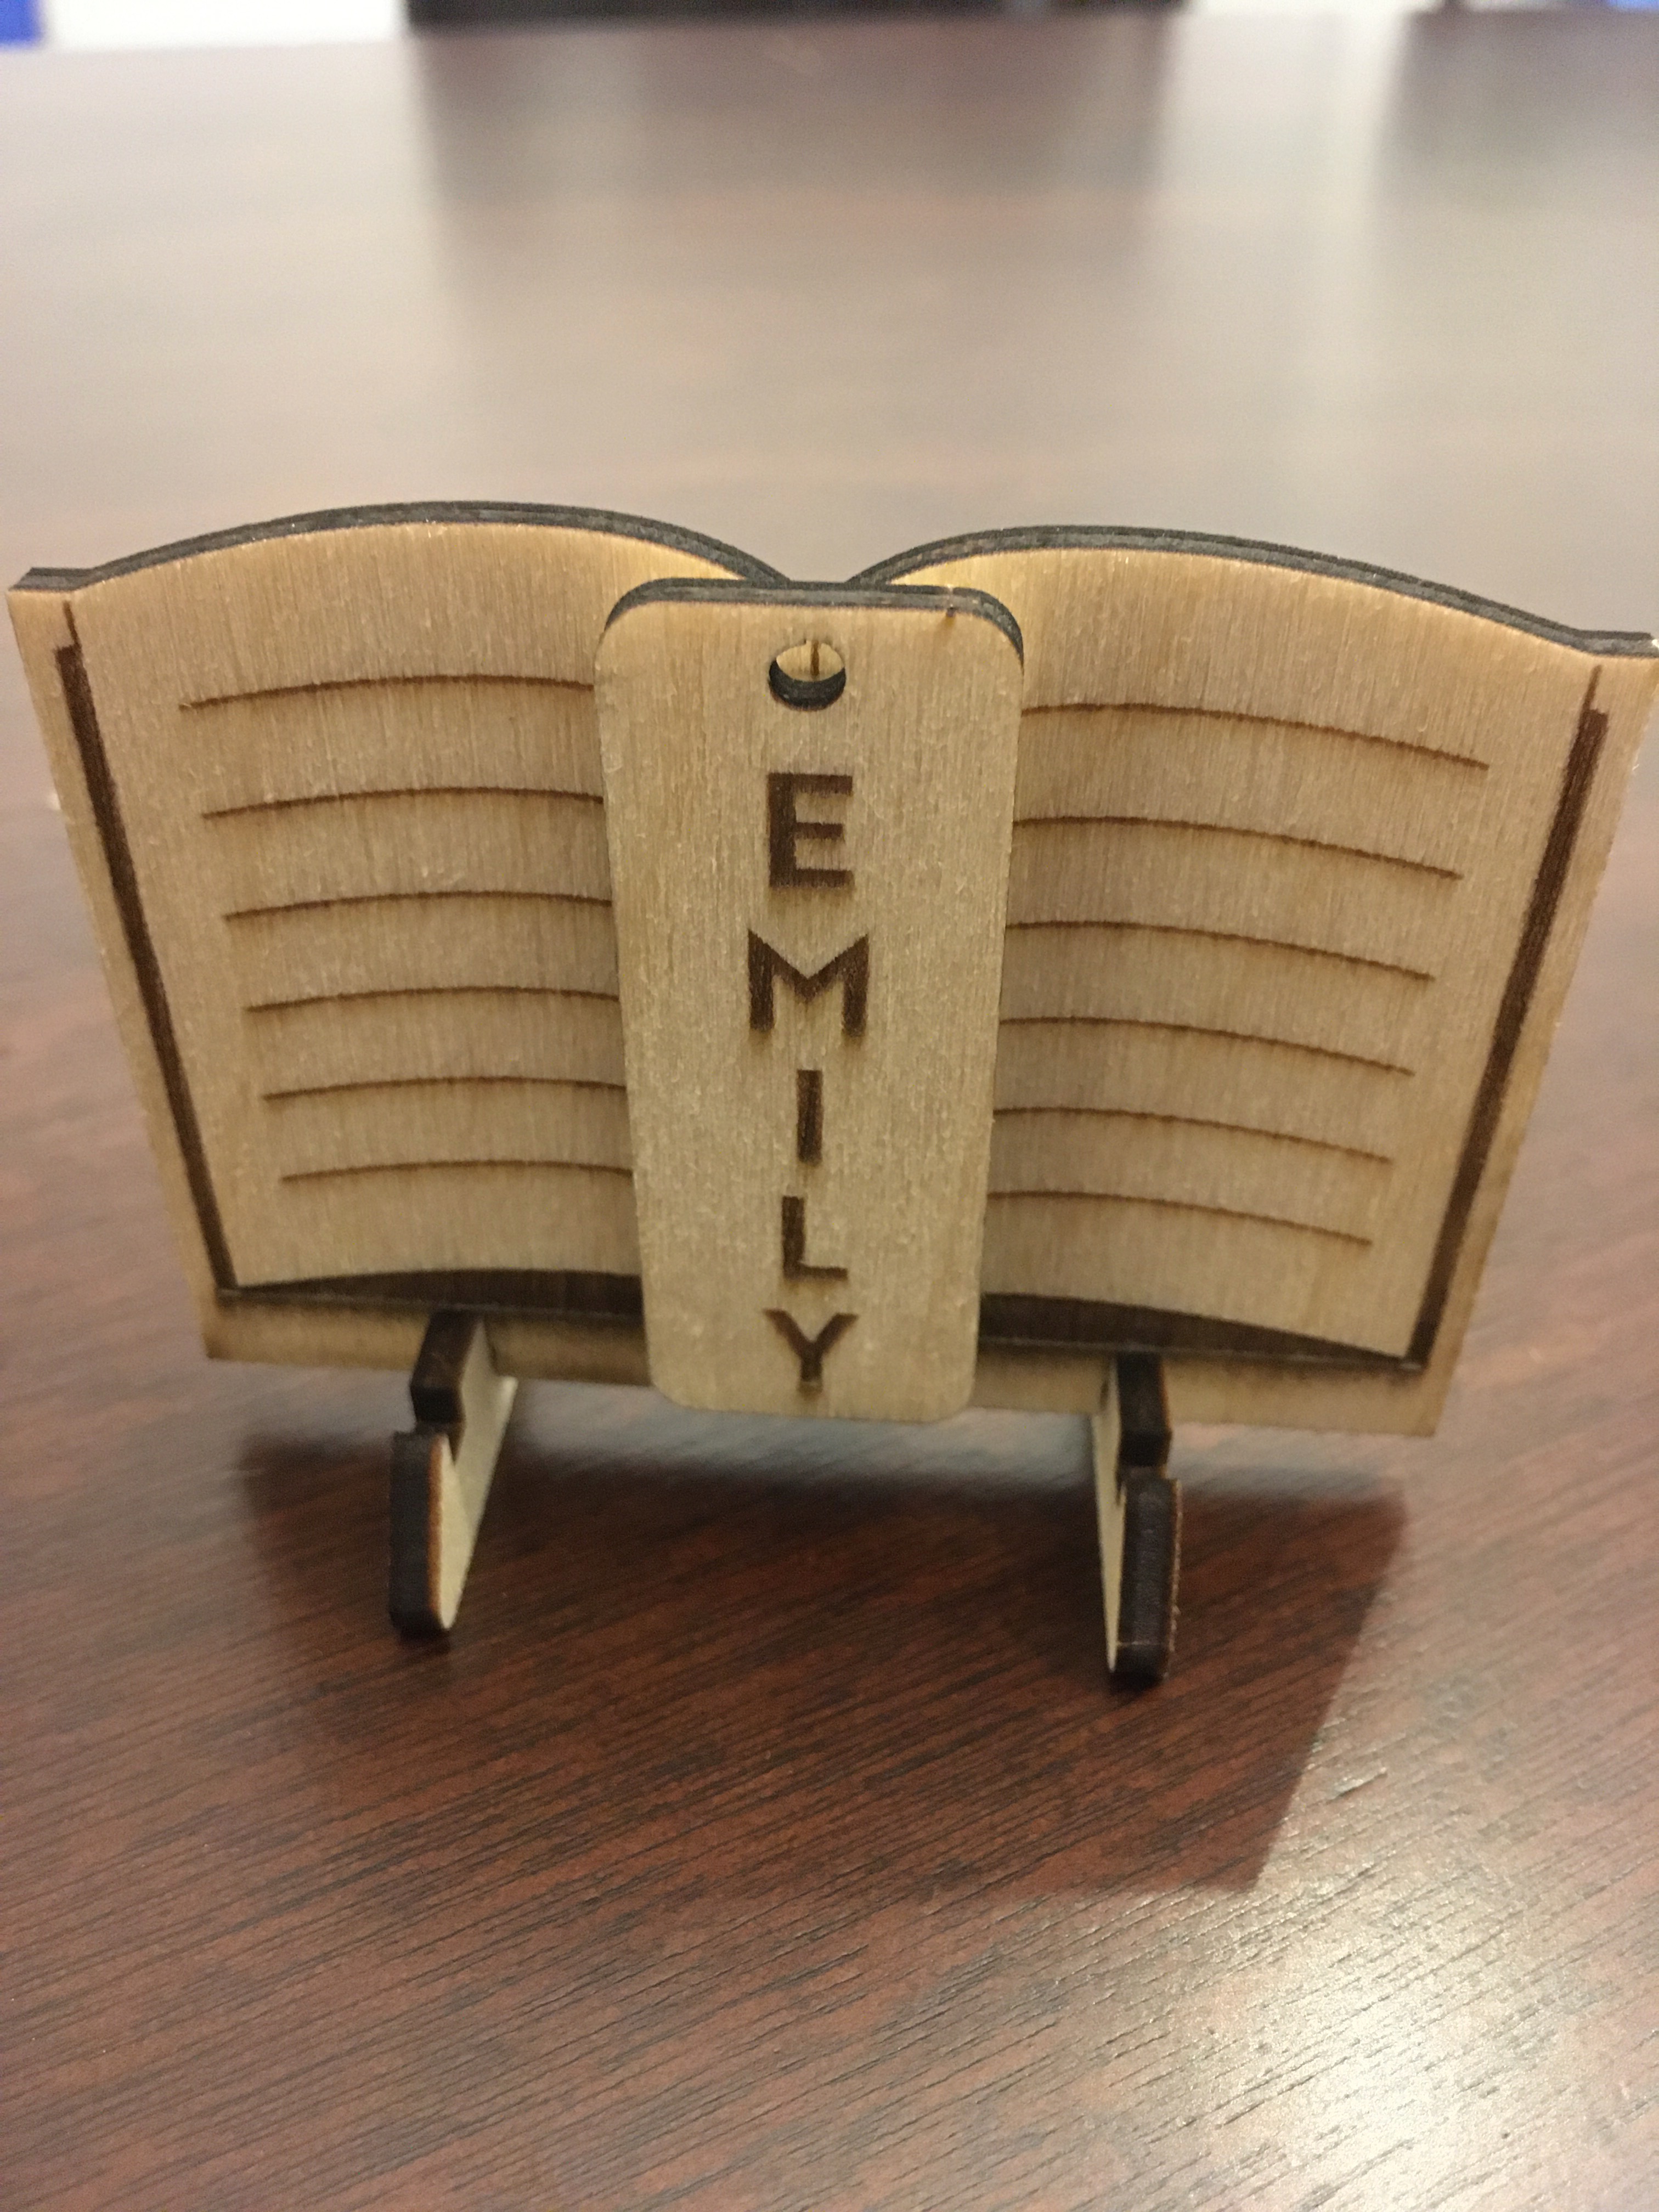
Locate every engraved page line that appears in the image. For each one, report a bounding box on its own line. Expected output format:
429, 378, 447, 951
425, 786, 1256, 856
1019, 697, 1490, 770
264, 1075, 627, 1103
202, 786, 603, 822
183, 673, 591, 711
244, 984, 620, 1014
280, 1158, 633, 1184
1001, 917, 1434, 983
222, 889, 611, 922
997, 1014, 1413, 1076
1012, 814, 1461, 882
992, 1104, 1392, 1165
985, 1187, 1372, 1248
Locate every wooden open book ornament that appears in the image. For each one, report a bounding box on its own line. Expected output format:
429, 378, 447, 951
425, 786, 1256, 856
12, 506, 1656, 1682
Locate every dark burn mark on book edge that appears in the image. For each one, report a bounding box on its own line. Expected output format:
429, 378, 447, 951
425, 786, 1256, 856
975, 1295, 1407, 1370
57, 633, 236, 1290
15, 498, 789, 594
224, 1271, 1408, 1370
226, 1270, 646, 1324
848, 523, 1657, 662
1407, 676, 1609, 1365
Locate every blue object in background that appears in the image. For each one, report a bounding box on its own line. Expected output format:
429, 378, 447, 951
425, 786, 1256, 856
0, 0, 40, 45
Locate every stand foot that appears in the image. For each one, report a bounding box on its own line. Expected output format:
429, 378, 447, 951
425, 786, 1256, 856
390, 1311, 517, 1637
1092, 1353, 1182, 1685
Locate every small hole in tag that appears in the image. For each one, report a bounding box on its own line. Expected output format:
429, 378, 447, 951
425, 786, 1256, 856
769, 640, 846, 711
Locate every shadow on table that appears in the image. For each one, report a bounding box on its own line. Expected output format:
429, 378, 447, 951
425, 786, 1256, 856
238, 1384, 1403, 1898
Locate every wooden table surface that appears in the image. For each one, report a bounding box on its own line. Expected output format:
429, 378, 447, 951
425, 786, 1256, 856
3, 18, 1656, 2209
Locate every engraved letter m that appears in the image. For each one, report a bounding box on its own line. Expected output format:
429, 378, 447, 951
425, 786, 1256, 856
747, 930, 869, 1038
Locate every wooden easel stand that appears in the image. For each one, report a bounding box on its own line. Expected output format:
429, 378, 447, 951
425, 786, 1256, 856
389, 1311, 517, 1637
388, 1319, 1182, 1682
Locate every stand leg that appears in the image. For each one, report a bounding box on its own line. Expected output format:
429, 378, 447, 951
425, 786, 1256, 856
1091, 1353, 1182, 1685
390, 1311, 517, 1637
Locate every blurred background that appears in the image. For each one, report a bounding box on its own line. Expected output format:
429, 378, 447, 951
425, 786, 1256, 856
2, 0, 1654, 613
2, 0, 1657, 40
3, 3, 1657, 2205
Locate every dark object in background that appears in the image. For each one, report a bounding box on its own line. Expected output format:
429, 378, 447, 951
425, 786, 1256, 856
410, 0, 1161, 20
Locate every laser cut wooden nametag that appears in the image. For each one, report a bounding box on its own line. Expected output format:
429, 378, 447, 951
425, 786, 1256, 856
597, 582, 1024, 1420
15, 505, 1657, 1667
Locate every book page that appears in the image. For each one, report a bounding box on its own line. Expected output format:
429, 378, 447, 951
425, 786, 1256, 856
41, 514, 766, 1296
882, 541, 1646, 1361
18, 518, 1654, 1393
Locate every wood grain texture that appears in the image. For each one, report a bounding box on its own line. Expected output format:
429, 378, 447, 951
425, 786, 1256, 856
3, 18, 1658, 2212
16, 520, 1650, 1432
879, 539, 1657, 1407
9, 511, 772, 1312
598, 584, 1023, 1420
389, 1311, 517, 1633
